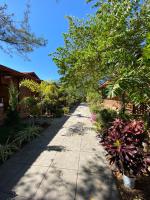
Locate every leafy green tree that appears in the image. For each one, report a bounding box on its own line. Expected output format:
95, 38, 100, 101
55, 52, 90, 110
21, 96, 39, 116
106, 32, 150, 107
0, 3, 46, 57
20, 79, 60, 115
87, 89, 102, 106
52, 0, 150, 109
144, 33, 150, 60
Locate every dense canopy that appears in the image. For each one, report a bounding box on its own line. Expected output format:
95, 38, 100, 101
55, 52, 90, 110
52, 0, 150, 104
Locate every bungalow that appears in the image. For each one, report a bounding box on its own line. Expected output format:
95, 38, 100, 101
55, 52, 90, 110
99, 79, 148, 115
0, 64, 41, 123
99, 79, 123, 111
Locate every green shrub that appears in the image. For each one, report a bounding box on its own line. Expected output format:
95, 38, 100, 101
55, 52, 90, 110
86, 91, 102, 105
8, 83, 19, 111
63, 107, 70, 114
0, 123, 28, 145
5, 82, 21, 128
0, 126, 13, 144
0, 141, 18, 163
118, 111, 131, 121
5, 109, 21, 128
96, 108, 117, 128
90, 105, 101, 114
2, 109, 21, 144
54, 108, 64, 117
21, 96, 40, 117
143, 113, 150, 130
0, 125, 42, 163
15, 126, 41, 146
93, 121, 103, 133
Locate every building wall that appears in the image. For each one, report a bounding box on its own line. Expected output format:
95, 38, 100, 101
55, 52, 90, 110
102, 99, 133, 113
102, 99, 122, 111
0, 75, 39, 124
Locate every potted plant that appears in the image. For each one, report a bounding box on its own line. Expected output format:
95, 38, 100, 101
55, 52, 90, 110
100, 118, 149, 188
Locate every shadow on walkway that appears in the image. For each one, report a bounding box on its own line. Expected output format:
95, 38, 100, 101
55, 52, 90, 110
31, 153, 118, 200
0, 103, 119, 200
75, 153, 119, 200
0, 106, 77, 200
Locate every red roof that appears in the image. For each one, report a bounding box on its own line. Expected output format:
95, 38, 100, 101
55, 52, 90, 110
99, 80, 110, 89
22, 72, 40, 80
0, 64, 41, 82
0, 64, 23, 77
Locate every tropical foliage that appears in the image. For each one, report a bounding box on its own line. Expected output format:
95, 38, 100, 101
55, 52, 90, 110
101, 118, 149, 176
5, 83, 20, 128
52, 0, 150, 181
0, 83, 43, 163
8, 83, 19, 111
20, 79, 80, 116
20, 80, 59, 115
15, 126, 41, 147
87, 90, 102, 108
0, 126, 41, 163
0, 141, 18, 163
91, 107, 118, 133
21, 96, 39, 117
52, 0, 150, 107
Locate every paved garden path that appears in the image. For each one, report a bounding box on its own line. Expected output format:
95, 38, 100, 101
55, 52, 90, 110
0, 103, 119, 200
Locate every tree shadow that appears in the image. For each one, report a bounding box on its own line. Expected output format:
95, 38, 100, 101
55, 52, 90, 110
67, 113, 90, 119
63, 121, 94, 137
0, 103, 120, 200
46, 145, 66, 152
14, 151, 119, 200
75, 152, 120, 200
0, 106, 78, 200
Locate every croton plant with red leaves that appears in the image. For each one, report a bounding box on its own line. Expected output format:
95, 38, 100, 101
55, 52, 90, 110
100, 118, 150, 176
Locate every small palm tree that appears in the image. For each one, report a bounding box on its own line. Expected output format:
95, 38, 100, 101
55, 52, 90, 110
5, 83, 20, 127
9, 82, 19, 111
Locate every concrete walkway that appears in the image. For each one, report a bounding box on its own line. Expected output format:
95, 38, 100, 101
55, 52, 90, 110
0, 103, 119, 200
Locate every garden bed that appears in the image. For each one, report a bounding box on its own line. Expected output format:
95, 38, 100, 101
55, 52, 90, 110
0, 118, 50, 164
115, 174, 150, 200
90, 105, 150, 200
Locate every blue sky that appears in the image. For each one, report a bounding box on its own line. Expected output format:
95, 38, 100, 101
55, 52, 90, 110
0, 0, 95, 80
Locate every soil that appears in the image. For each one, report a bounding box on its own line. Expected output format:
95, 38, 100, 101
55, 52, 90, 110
115, 174, 150, 200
